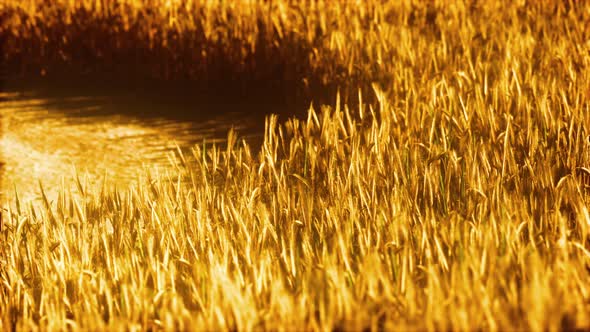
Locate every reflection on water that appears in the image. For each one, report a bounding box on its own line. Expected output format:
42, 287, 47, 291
0, 91, 264, 203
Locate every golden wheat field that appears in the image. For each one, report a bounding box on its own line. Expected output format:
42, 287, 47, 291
1, 0, 590, 330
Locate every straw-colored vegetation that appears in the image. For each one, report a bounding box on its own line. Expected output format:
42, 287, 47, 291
2, 0, 590, 330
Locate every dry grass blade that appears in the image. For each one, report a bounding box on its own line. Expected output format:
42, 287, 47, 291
576, 167, 590, 191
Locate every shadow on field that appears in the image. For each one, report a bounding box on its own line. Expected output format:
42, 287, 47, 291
1, 72, 328, 127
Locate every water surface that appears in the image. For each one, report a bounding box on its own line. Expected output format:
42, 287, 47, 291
0, 90, 271, 204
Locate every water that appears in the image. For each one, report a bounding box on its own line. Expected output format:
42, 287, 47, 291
0, 90, 271, 204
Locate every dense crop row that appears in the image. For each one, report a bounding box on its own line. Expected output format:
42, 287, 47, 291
1, 0, 590, 330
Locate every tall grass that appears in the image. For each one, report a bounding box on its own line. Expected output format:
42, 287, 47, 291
2, 0, 590, 330
1, 0, 391, 104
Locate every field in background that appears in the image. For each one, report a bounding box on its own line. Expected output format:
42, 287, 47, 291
1, 0, 590, 330
1, 0, 389, 108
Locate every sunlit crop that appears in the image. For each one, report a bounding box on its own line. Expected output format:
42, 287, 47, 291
1, 0, 590, 331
